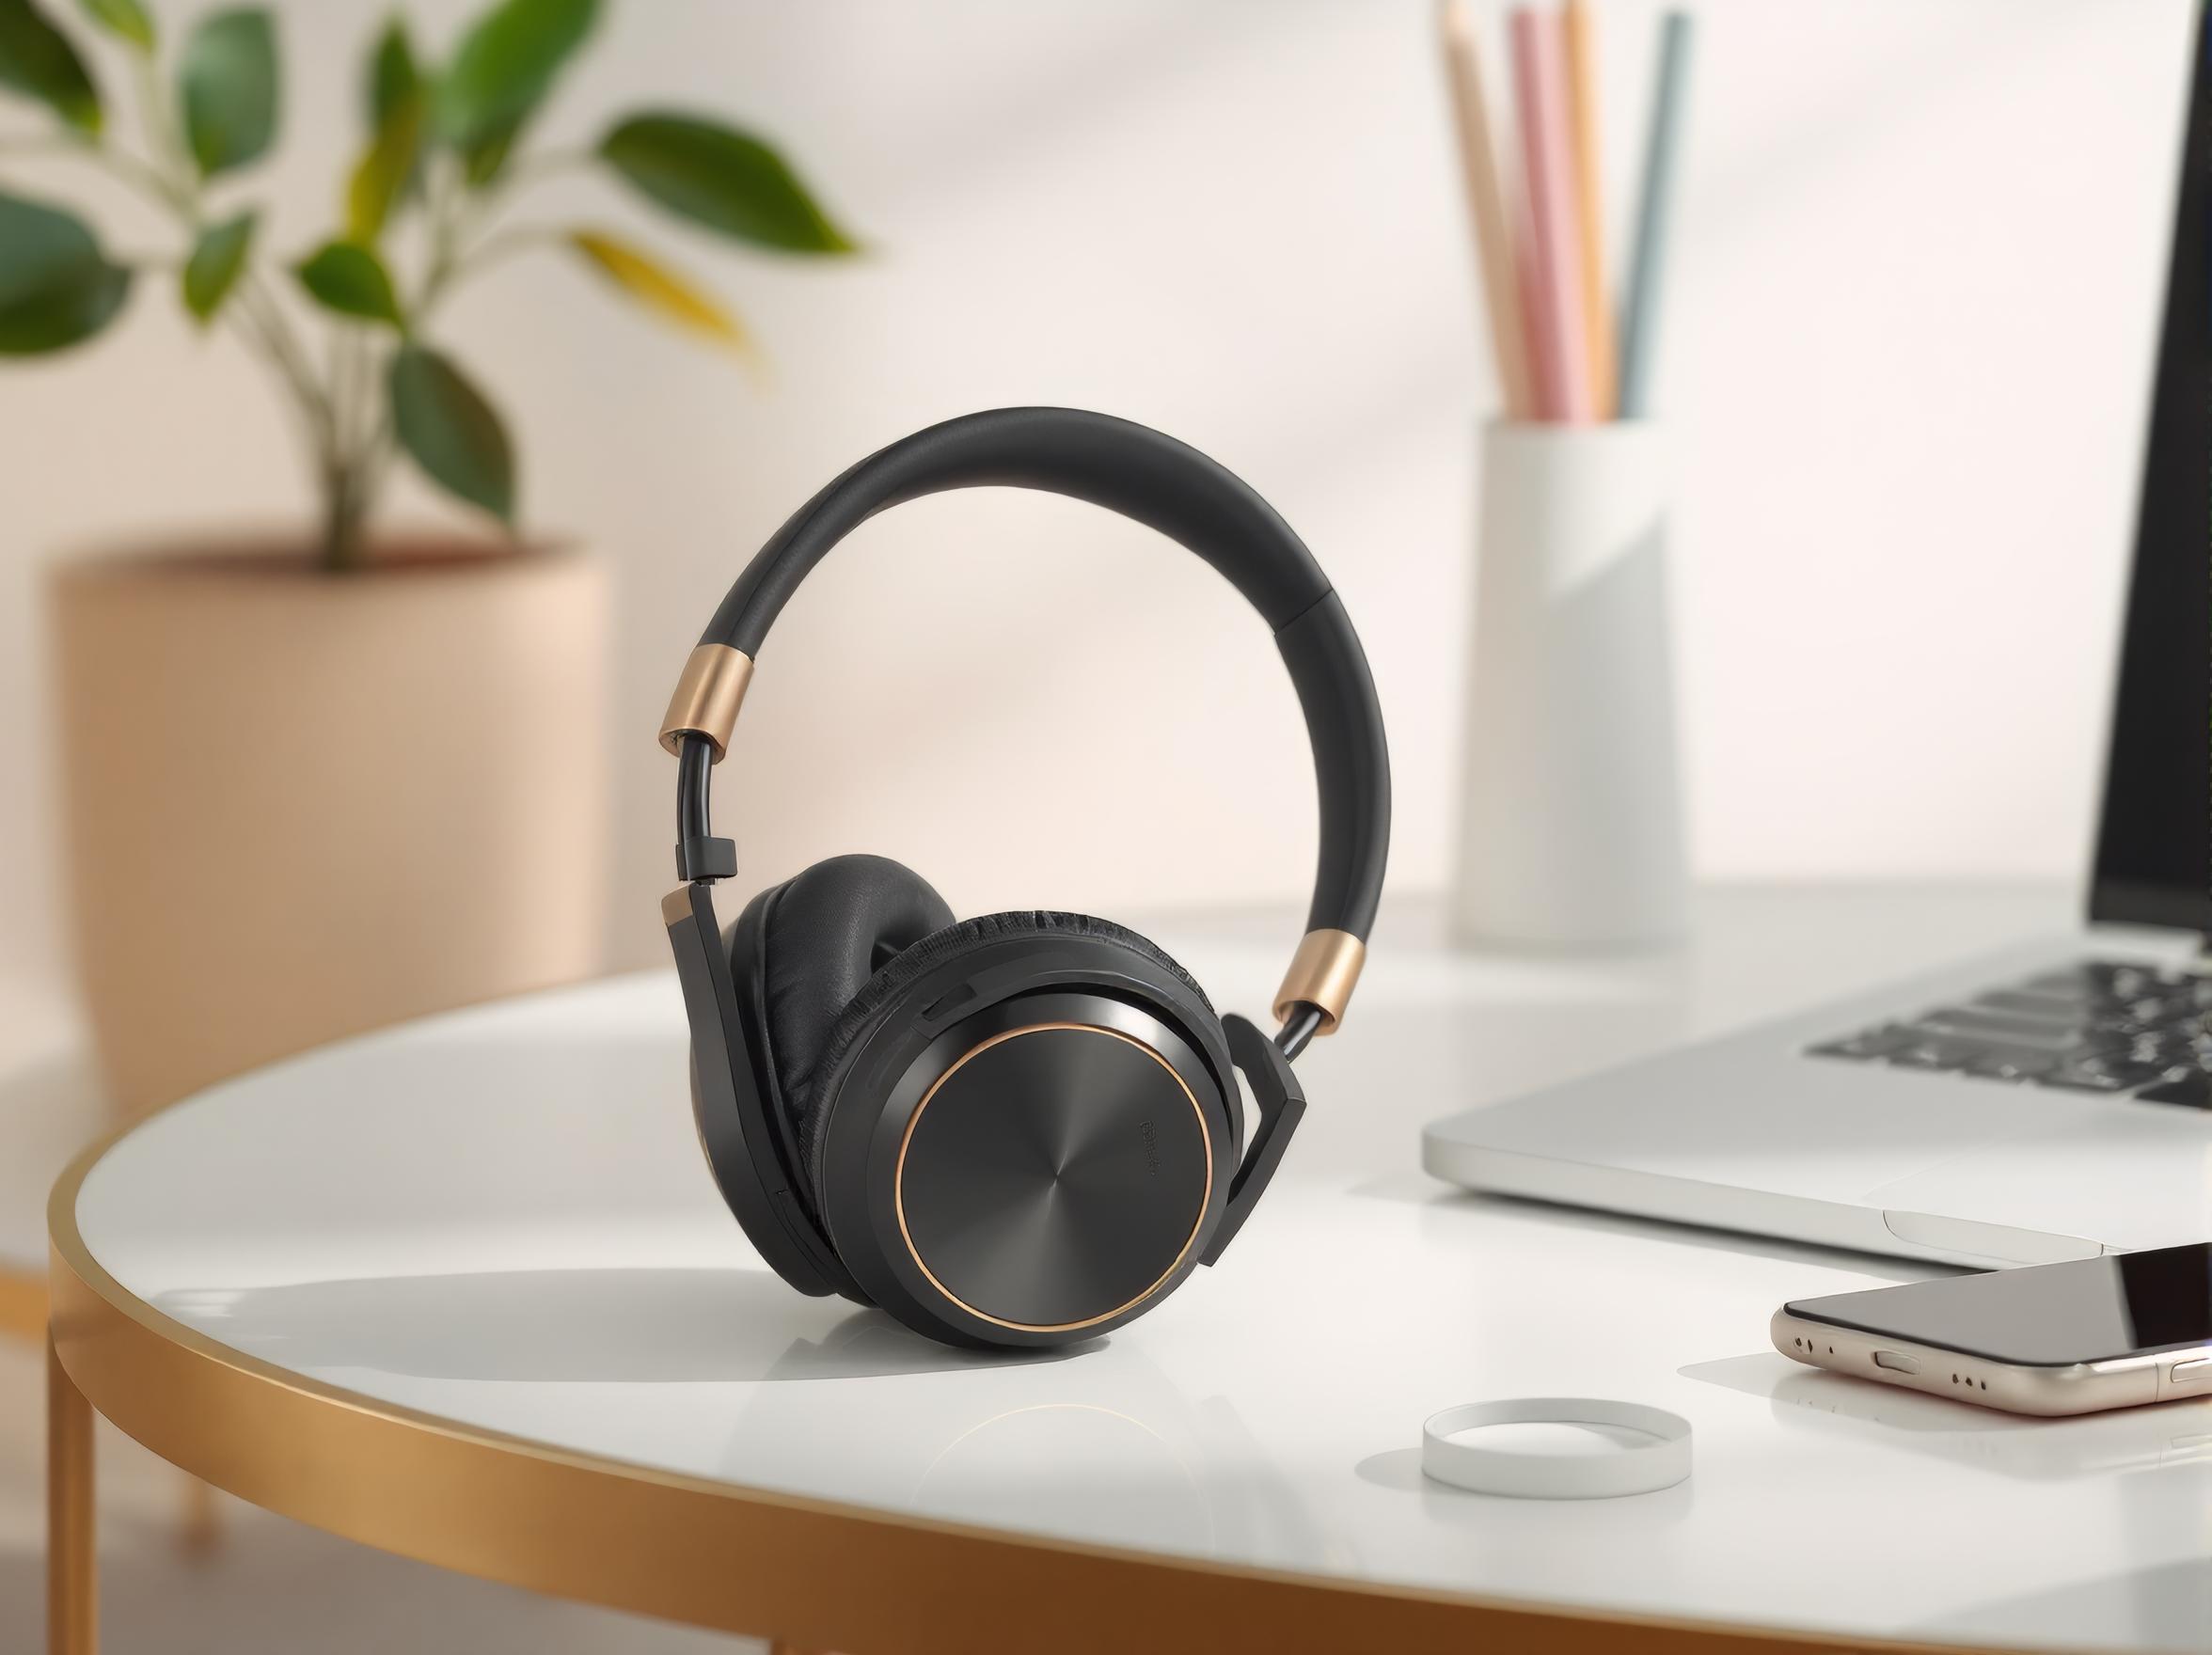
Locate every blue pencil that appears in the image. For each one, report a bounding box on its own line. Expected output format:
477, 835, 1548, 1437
1617, 11, 1695, 419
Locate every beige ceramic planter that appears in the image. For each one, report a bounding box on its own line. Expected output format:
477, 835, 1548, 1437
49, 537, 608, 1117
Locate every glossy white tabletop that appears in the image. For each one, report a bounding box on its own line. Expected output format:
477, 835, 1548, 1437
69, 888, 2212, 1652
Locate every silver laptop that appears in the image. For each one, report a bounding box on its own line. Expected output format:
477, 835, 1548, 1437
1424, 16, 2212, 1271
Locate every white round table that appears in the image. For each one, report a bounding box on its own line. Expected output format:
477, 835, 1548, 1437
47, 891, 2212, 1653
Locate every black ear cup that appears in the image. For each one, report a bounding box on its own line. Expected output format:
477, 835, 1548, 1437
726, 854, 953, 1205
788, 909, 1237, 1346
796, 910, 1213, 1196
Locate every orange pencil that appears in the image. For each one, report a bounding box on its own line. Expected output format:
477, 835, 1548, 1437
1563, 0, 1616, 418
1439, 0, 1534, 420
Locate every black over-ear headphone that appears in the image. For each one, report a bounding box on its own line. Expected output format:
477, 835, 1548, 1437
660, 407, 1390, 1349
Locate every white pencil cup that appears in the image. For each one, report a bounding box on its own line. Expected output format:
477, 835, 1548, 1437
1450, 420, 1688, 949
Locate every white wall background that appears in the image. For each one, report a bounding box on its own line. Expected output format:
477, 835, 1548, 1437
0, 0, 2192, 990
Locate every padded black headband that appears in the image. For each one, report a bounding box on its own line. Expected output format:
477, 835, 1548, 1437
671, 407, 1390, 946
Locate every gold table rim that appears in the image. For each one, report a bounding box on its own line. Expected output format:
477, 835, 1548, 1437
48, 1112, 1981, 1655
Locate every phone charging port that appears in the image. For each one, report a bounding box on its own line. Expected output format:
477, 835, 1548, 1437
1872, 1350, 1919, 1374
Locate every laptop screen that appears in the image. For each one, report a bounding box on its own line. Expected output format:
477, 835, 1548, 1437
2090, 2, 2212, 938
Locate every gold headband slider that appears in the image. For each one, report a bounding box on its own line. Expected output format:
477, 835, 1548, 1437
658, 645, 753, 760
1272, 929, 1366, 1035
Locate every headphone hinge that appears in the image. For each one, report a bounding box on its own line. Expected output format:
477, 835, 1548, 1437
676, 836, 737, 881
1200, 1013, 1307, 1267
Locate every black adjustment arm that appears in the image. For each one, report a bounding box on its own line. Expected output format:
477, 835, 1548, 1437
662, 881, 840, 1293
674, 734, 737, 880
1200, 1013, 1308, 1267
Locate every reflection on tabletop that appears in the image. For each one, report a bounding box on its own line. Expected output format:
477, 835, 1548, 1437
151, 1267, 1341, 1574
1684, 1351, 2212, 1480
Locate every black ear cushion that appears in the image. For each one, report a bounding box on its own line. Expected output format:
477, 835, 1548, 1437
793, 910, 1215, 1200
734, 855, 954, 1142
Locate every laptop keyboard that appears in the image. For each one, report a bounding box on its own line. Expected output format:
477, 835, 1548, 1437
1807, 960, 2212, 1110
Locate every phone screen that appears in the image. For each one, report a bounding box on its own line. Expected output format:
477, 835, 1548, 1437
1788, 1243, 2212, 1365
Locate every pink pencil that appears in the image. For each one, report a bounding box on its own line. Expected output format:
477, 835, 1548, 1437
1509, 8, 1592, 422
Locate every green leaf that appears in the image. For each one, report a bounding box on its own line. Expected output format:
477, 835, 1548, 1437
0, 188, 129, 353
180, 8, 276, 177
366, 13, 416, 128
567, 229, 750, 357
599, 113, 856, 254
0, 259, 125, 351
0, 0, 101, 132
75, 0, 150, 50
438, 0, 594, 154
294, 240, 404, 327
389, 343, 514, 523
181, 210, 254, 323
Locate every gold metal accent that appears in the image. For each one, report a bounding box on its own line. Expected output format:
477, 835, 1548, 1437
48, 1332, 95, 1655
178, 1478, 224, 1558
1272, 929, 1366, 1033
893, 1023, 1212, 1334
47, 1103, 1968, 1653
18, 1267, 222, 1584
661, 886, 697, 927
658, 644, 753, 760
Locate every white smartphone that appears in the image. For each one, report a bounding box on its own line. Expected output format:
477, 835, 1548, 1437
1772, 1242, 2212, 1417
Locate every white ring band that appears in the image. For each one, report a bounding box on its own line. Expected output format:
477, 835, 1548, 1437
1420, 1398, 1693, 1500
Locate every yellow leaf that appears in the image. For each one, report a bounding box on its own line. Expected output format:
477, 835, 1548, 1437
568, 230, 752, 361
346, 92, 421, 244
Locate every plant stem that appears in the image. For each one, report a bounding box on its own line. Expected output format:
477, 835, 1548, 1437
238, 276, 335, 453
130, 54, 195, 210
0, 132, 186, 213
490, 146, 593, 195
326, 329, 391, 569
412, 150, 471, 317
328, 328, 361, 463
128, 53, 356, 568
412, 142, 587, 323
428, 223, 563, 316
321, 458, 370, 571
436, 146, 592, 259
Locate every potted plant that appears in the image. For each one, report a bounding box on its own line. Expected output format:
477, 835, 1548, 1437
4, 0, 857, 1113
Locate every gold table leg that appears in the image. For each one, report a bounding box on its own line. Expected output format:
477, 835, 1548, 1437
48, 1334, 96, 1655
178, 1475, 223, 1558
